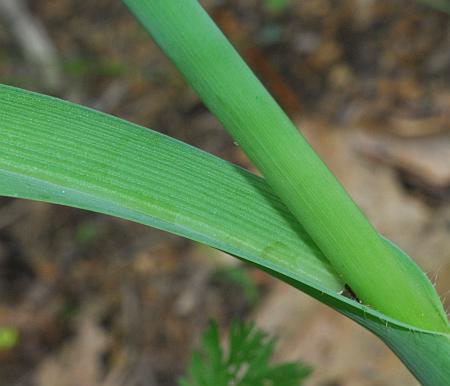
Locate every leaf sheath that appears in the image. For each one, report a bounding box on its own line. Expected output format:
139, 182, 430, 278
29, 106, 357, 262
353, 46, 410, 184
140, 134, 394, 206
123, 0, 449, 332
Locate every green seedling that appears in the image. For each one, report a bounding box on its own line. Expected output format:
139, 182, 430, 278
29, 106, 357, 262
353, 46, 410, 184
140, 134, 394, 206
179, 320, 311, 386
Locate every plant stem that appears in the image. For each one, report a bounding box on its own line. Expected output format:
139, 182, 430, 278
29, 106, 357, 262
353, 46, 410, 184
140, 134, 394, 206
123, 0, 449, 332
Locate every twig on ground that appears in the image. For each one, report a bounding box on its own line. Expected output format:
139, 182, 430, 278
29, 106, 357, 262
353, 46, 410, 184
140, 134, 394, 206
0, 0, 63, 92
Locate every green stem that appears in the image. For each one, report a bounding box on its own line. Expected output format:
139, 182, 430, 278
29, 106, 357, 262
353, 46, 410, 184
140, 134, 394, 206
123, 0, 449, 332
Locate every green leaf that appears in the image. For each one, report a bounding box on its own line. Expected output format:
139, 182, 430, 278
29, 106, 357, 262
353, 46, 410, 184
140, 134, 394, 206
0, 85, 449, 384
179, 320, 311, 386
0, 84, 341, 293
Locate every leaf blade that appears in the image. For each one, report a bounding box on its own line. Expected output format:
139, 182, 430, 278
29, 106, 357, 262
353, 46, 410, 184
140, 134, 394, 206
0, 84, 449, 385
0, 84, 342, 292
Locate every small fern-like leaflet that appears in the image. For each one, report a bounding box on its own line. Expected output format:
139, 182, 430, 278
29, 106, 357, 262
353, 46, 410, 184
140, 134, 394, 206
179, 320, 311, 386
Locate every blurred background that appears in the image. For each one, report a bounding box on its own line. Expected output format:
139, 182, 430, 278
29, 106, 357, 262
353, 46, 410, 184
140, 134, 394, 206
0, 0, 449, 385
